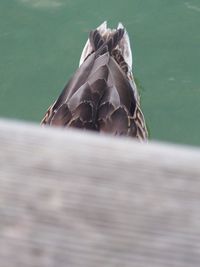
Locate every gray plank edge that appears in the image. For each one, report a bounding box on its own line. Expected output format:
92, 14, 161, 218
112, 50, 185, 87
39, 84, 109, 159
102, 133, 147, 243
0, 118, 200, 267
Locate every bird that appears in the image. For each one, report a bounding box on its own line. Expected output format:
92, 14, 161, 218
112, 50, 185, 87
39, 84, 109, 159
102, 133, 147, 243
41, 21, 148, 141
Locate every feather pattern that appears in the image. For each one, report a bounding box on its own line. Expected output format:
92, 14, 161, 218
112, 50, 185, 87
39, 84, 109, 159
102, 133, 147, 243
41, 22, 148, 140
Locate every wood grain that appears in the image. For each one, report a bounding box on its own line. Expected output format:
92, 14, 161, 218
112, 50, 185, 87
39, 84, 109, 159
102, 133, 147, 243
0, 119, 200, 267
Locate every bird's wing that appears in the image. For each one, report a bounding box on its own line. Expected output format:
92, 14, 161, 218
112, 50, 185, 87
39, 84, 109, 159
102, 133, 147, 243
41, 51, 110, 127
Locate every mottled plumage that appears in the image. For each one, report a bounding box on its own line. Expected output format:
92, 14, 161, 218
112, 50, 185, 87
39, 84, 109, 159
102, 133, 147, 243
41, 22, 148, 140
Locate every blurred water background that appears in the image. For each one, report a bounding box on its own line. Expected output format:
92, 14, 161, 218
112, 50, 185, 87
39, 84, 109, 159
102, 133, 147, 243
0, 0, 199, 145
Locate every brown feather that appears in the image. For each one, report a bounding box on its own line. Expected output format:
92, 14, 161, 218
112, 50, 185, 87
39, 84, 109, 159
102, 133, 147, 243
41, 25, 148, 141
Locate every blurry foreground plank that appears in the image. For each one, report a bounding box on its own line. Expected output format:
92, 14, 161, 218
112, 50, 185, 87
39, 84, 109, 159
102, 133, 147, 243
0, 119, 200, 267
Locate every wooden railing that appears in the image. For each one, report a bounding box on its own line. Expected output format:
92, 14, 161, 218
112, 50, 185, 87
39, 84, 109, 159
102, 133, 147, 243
0, 118, 200, 266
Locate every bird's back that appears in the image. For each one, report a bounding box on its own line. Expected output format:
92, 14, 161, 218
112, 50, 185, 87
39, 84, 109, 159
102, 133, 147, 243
41, 22, 148, 141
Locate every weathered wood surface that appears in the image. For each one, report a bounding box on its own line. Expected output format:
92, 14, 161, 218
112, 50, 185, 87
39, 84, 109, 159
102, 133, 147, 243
0, 119, 200, 267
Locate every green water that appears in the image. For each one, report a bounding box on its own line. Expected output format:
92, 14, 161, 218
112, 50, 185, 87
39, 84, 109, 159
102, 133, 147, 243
0, 0, 200, 145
